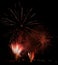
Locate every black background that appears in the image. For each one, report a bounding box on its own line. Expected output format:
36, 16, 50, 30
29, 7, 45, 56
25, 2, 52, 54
0, 0, 58, 64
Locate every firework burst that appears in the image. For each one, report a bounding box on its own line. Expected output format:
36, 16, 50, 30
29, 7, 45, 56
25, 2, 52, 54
0, 1, 51, 62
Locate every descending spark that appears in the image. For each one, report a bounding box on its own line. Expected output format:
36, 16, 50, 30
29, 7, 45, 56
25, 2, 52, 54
28, 52, 34, 62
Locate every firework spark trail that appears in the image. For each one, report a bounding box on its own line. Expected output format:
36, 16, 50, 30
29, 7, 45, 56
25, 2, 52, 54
25, 27, 41, 34
13, 9, 17, 15
21, 7, 23, 21
26, 20, 38, 25
8, 8, 19, 21
30, 13, 36, 18
0, 20, 14, 26
1, 18, 15, 23
27, 13, 36, 22
13, 9, 19, 18
23, 8, 33, 23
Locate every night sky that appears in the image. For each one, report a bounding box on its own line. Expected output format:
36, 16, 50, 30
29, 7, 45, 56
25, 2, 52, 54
0, 0, 58, 64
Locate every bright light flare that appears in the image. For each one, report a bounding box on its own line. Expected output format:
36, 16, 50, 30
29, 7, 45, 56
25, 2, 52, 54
10, 43, 24, 60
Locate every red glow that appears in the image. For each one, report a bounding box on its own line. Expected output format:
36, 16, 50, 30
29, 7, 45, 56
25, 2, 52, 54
28, 52, 34, 62
10, 31, 50, 61
39, 33, 50, 49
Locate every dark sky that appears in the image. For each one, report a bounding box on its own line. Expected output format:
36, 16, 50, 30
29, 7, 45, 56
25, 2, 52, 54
0, 0, 58, 64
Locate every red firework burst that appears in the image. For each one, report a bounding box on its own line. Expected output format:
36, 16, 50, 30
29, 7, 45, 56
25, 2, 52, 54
0, 2, 51, 62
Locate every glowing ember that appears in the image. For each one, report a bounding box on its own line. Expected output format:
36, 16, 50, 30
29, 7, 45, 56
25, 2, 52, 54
28, 52, 34, 62
40, 34, 48, 44
10, 43, 24, 60
39, 33, 50, 50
